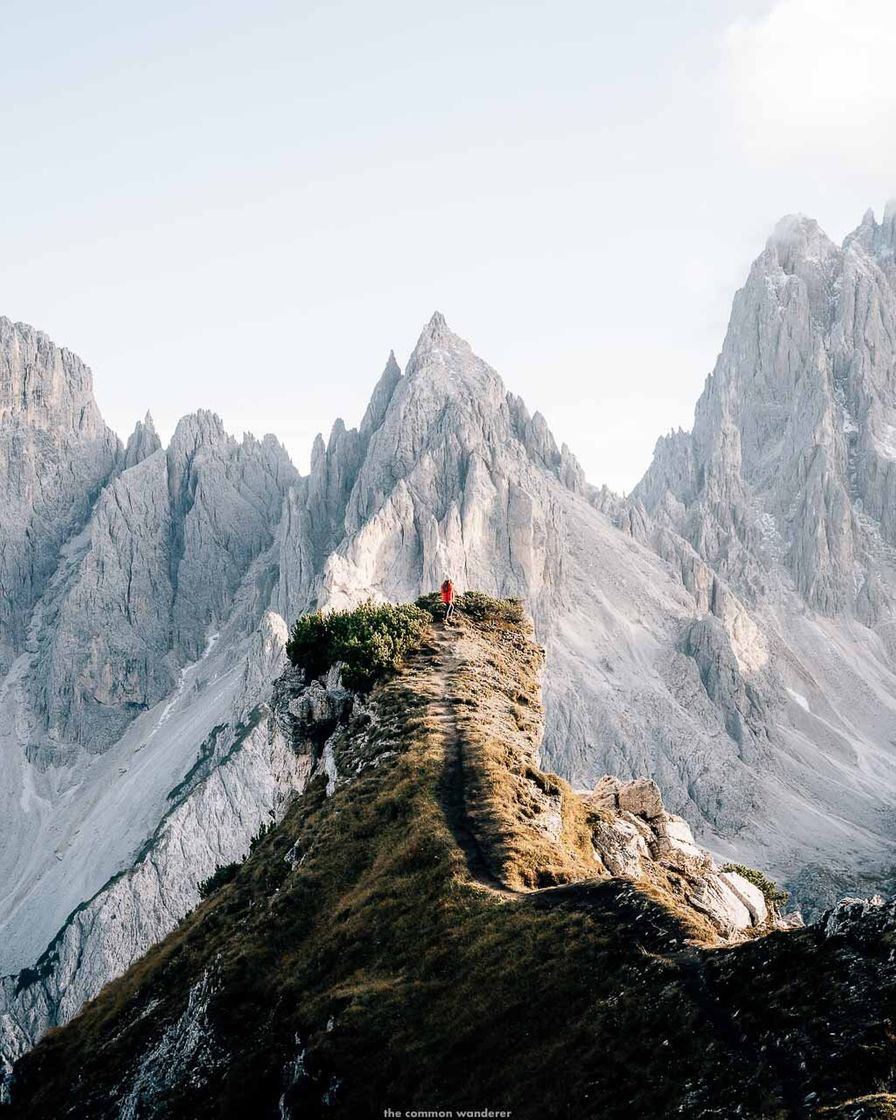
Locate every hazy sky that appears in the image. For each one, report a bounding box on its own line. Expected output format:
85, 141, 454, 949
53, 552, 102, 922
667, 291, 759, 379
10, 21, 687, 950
2, 0, 895, 492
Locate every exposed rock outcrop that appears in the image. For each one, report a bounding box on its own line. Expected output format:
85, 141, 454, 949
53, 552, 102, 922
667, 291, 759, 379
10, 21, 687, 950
636, 212, 896, 618
0, 317, 120, 673
821, 894, 889, 939
586, 775, 772, 936
26, 410, 296, 753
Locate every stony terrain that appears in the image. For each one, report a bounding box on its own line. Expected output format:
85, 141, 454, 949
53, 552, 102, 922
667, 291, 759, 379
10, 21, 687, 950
3, 604, 893, 1120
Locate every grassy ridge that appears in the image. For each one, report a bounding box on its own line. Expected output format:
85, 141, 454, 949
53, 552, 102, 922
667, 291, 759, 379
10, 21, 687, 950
8, 601, 896, 1119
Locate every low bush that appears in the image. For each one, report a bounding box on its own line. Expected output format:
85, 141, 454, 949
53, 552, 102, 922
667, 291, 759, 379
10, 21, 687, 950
198, 862, 239, 899
721, 862, 789, 908
198, 819, 277, 900
286, 600, 431, 691
415, 589, 526, 625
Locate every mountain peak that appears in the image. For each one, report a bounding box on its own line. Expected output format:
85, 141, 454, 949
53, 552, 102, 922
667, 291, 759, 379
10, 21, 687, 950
766, 213, 836, 272
408, 311, 475, 370
845, 199, 896, 265
408, 310, 457, 357
169, 409, 228, 451
123, 411, 163, 469
0, 316, 108, 436
397, 314, 507, 426
360, 351, 403, 437
880, 198, 896, 254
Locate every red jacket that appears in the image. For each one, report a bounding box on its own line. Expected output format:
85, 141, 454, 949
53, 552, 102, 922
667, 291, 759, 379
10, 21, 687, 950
440, 582, 454, 603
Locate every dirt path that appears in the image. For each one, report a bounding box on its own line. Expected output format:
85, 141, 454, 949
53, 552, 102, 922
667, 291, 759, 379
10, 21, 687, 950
425, 624, 607, 906
424, 624, 516, 896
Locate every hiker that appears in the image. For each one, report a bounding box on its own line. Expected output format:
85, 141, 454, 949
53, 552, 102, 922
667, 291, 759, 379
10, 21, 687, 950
440, 578, 456, 623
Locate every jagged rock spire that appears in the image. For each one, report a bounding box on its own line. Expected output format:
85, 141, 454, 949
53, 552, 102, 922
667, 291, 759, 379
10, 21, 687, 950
122, 411, 162, 469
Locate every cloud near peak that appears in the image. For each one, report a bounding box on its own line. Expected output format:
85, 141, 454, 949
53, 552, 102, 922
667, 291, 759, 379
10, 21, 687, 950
725, 0, 896, 175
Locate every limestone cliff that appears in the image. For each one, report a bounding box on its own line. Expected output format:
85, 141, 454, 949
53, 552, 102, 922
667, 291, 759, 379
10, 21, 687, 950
0, 317, 120, 674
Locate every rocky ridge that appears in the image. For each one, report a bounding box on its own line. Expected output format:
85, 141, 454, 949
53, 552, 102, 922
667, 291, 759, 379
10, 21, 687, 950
3, 604, 892, 1120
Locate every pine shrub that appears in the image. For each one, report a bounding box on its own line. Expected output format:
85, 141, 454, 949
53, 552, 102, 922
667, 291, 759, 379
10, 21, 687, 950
721, 862, 789, 907
286, 600, 431, 692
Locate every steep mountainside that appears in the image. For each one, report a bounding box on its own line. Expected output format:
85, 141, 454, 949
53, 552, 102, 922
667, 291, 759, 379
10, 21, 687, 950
634, 205, 896, 906
636, 207, 896, 616
0, 317, 120, 675
4, 604, 894, 1120
31, 410, 294, 754
0, 340, 298, 1085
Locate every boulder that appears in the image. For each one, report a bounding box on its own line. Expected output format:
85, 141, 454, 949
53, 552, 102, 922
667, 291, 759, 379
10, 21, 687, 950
687, 874, 753, 935
617, 778, 664, 820
822, 895, 888, 939
590, 817, 651, 880
591, 775, 623, 810
525, 778, 564, 841
720, 870, 768, 925
653, 815, 712, 872
617, 810, 656, 844
288, 680, 351, 734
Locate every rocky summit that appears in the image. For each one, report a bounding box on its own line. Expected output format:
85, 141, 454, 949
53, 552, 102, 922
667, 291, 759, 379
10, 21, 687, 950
3, 600, 893, 1119
3, 203, 896, 1099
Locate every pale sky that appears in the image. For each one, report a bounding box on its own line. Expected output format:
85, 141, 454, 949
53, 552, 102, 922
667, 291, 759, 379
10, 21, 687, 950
2, 0, 895, 493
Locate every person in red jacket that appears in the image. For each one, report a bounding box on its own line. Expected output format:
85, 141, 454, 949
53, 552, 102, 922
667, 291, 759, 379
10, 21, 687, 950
440, 578, 456, 624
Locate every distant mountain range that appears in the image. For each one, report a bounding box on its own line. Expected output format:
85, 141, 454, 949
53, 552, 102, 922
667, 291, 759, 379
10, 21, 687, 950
3, 202, 896, 1084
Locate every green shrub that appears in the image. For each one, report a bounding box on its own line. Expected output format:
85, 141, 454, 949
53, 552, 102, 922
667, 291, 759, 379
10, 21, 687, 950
248, 819, 273, 851
286, 600, 431, 692
198, 819, 276, 899
198, 862, 239, 899
721, 863, 788, 908
415, 589, 526, 626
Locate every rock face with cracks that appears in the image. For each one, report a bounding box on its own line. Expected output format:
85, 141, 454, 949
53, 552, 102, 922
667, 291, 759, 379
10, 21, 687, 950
586, 774, 771, 935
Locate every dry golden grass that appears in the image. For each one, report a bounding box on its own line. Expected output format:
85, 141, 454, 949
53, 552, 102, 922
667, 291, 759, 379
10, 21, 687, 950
818, 1095, 896, 1118
445, 615, 596, 889
10, 598, 896, 1120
